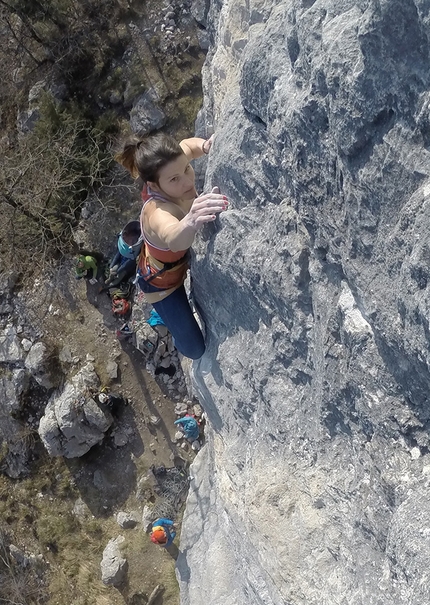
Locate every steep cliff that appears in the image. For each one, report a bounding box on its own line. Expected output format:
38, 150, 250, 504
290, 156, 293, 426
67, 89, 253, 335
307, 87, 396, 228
178, 1, 430, 603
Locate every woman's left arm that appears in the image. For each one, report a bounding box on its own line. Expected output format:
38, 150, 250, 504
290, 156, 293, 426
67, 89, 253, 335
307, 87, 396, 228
180, 135, 213, 160
150, 187, 228, 252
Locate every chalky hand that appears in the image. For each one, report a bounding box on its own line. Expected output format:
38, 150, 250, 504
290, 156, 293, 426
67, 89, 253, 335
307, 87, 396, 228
186, 186, 229, 229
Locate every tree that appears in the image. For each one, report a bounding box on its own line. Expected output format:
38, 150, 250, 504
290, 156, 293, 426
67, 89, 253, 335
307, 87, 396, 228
0, 0, 129, 273
0, 94, 111, 271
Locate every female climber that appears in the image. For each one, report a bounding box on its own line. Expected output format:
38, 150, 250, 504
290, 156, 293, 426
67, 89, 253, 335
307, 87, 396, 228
115, 132, 228, 359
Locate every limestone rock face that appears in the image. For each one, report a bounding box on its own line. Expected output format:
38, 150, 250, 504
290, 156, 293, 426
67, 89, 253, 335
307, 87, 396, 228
100, 536, 128, 586
129, 89, 166, 135
180, 1, 430, 604
24, 341, 56, 389
38, 363, 113, 458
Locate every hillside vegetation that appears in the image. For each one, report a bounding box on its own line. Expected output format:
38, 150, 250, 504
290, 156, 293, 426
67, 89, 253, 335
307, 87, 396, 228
0, 1, 206, 603
0, 0, 205, 273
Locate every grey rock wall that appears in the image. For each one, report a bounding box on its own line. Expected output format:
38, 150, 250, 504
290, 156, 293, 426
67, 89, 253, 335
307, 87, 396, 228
179, 1, 430, 604
38, 363, 113, 458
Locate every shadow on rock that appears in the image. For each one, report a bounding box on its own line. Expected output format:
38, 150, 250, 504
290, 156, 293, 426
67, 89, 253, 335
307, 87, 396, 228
123, 340, 180, 459
165, 542, 179, 560
65, 403, 144, 516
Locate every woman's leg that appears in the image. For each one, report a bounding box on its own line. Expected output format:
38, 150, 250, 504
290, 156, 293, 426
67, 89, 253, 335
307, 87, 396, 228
137, 277, 205, 359
152, 285, 205, 359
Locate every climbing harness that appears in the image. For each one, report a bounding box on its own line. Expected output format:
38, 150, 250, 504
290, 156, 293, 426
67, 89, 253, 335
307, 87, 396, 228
139, 247, 190, 284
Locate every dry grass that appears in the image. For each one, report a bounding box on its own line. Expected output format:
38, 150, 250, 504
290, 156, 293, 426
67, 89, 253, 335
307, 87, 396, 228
0, 446, 180, 605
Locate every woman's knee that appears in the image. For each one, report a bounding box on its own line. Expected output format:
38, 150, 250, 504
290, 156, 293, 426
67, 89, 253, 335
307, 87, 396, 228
176, 334, 205, 359
189, 340, 206, 360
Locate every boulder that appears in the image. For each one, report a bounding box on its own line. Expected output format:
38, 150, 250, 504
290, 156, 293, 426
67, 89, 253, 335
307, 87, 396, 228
16, 108, 40, 135
24, 342, 56, 389
0, 369, 32, 478
106, 360, 118, 379
38, 363, 113, 458
59, 346, 73, 364
116, 511, 139, 529
0, 272, 18, 316
72, 498, 89, 520
0, 369, 28, 413
21, 338, 32, 352
100, 536, 127, 586
141, 505, 154, 531
28, 80, 46, 104
197, 28, 210, 51
129, 89, 166, 135
135, 322, 159, 357
191, 0, 210, 27
136, 469, 158, 501
0, 326, 24, 363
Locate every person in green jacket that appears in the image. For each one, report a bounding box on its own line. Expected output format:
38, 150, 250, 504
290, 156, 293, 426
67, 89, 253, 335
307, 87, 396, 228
75, 255, 98, 283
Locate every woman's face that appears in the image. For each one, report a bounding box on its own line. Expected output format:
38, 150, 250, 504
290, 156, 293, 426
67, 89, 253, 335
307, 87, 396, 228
149, 154, 196, 202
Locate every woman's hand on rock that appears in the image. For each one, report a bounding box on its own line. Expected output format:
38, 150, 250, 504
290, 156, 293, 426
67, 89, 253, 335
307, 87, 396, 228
186, 187, 228, 229
202, 134, 214, 154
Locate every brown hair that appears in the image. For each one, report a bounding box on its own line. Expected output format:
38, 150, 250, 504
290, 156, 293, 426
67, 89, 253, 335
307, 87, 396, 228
115, 133, 184, 183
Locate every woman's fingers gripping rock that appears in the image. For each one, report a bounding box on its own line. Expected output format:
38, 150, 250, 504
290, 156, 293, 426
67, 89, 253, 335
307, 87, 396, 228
188, 190, 229, 227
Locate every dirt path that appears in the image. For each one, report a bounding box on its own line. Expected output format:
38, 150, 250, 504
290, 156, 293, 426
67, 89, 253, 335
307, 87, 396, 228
16, 261, 197, 604
0, 0, 208, 602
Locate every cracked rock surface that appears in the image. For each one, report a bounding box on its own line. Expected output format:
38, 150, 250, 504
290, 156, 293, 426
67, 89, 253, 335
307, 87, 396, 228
178, 1, 430, 604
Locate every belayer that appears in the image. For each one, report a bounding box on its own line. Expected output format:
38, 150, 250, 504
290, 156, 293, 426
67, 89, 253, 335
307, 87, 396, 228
174, 414, 200, 442
75, 255, 98, 284
103, 220, 143, 290
115, 133, 228, 359
150, 517, 176, 547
